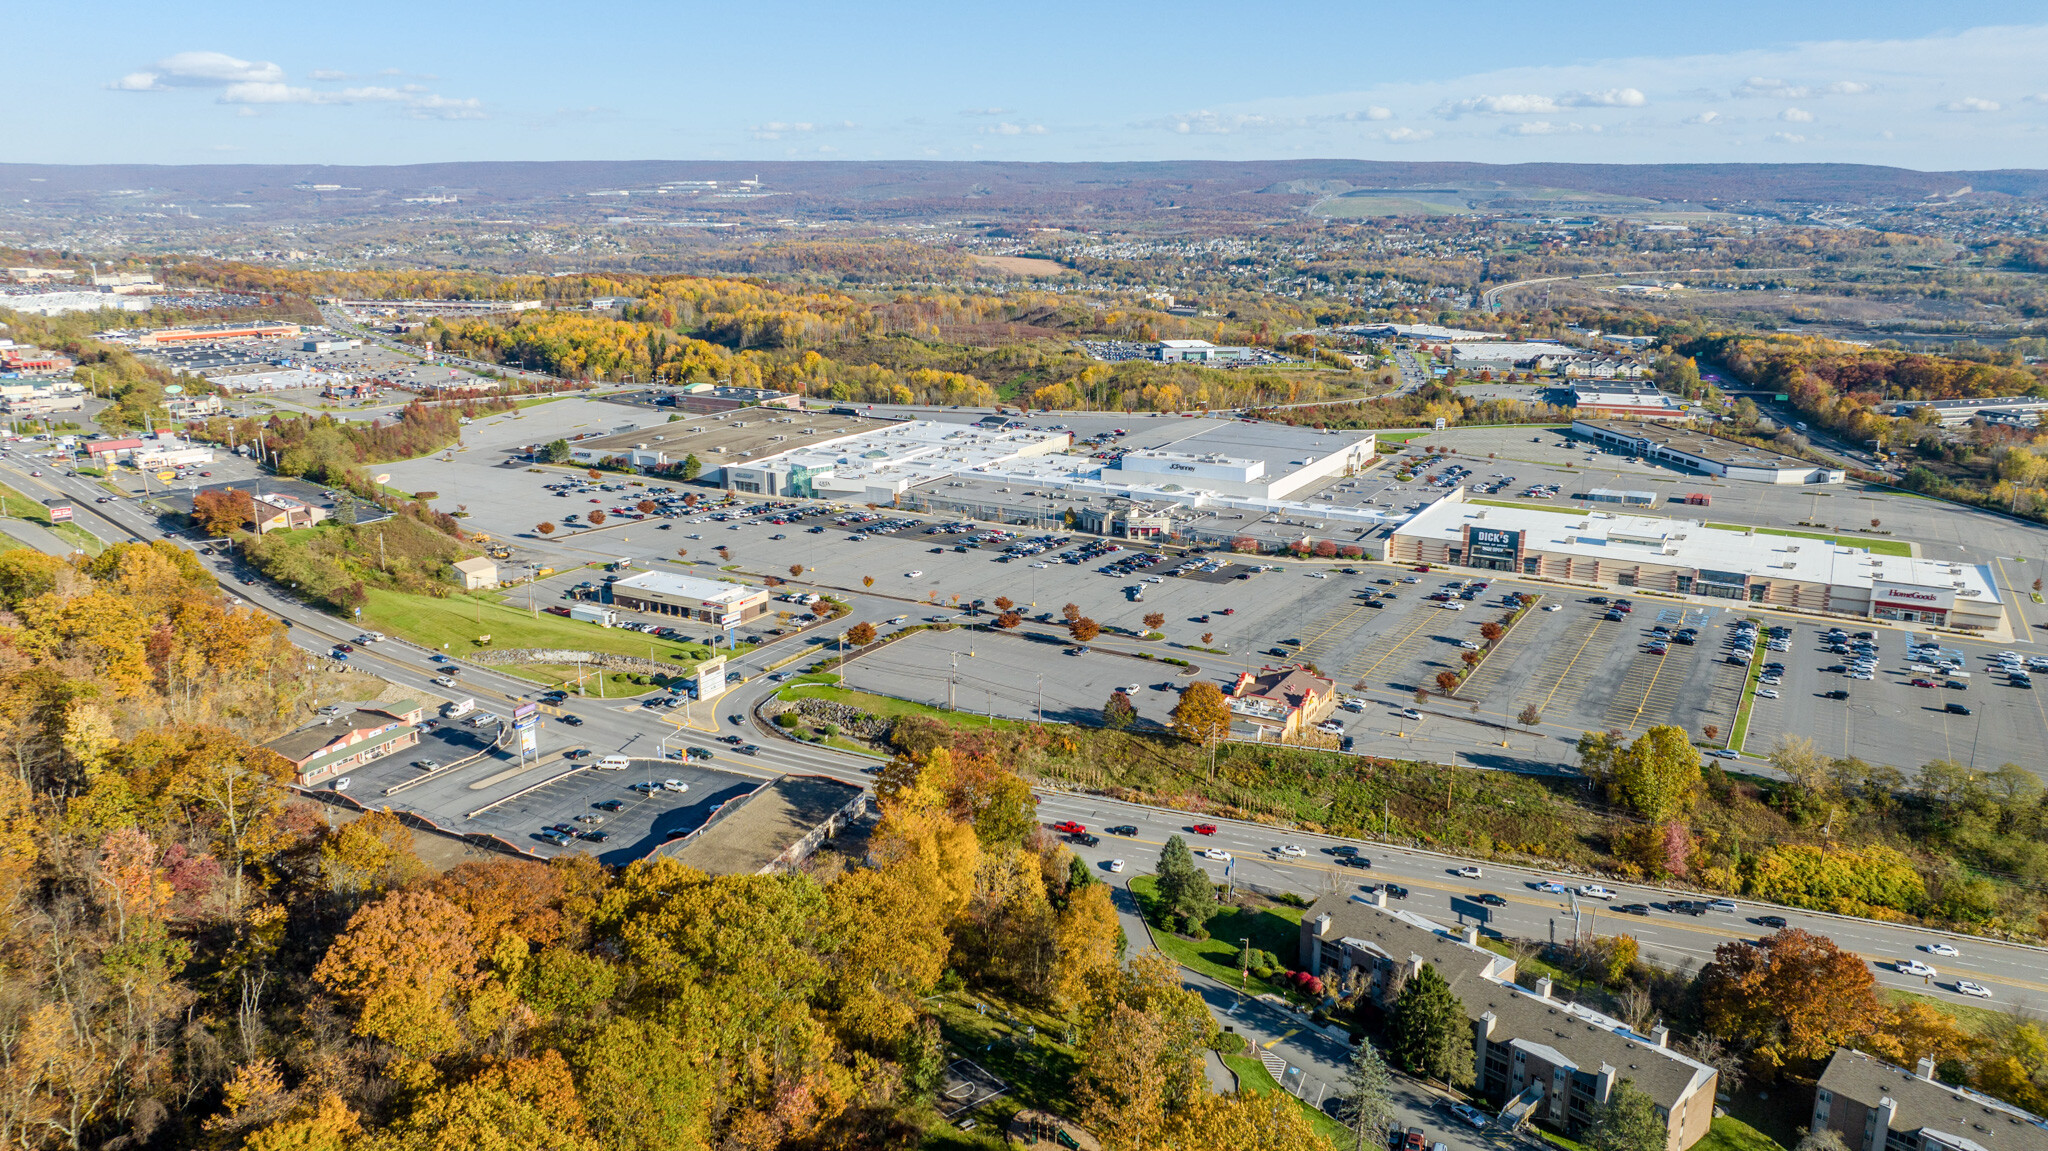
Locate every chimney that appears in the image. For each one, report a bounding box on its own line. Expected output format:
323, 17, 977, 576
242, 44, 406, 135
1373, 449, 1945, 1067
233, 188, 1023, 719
1535, 976, 1554, 1000
1478, 1010, 1498, 1040
1462, 926, 1480, 947
1314, 913, 1333, 938
1651, 1025, 1669, 1049
1371, 887, 1387, 909
1916, 1057, 1936, 1080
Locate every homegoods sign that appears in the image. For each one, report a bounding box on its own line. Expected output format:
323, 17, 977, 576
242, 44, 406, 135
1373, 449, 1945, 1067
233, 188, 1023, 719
1872, 580, 1954, 612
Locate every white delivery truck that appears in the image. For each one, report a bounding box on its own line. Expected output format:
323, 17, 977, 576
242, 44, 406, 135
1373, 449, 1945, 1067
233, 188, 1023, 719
569, 603, 617, 627
441, 698, 475, 719
596, 755, 631, 771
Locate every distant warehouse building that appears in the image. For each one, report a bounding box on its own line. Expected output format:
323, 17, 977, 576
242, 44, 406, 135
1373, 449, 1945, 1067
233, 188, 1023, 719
1390, 488, 2003, 630
1151, 339, 1253, 363
1571, 420, 1844, 485
606, 570, 770, 627
1886, 397, 2048, 428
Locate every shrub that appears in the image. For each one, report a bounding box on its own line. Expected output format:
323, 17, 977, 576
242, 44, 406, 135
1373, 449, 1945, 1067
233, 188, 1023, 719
774, 712, 800, 729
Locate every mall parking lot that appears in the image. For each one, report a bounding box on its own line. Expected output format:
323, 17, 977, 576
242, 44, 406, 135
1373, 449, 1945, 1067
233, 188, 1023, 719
1740, 623, 2048, 773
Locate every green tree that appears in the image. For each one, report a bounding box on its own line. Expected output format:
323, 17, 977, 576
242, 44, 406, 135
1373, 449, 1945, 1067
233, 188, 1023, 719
1337, 1040, 1398, 1151
1102, 690, 1137, 731
333, 492, 358, 527
542, 438, 572, 463
1153, 835, 1217, 936
1609, 725, 1701, 823
1583, 1080, 1665, 1151
679, 453, 703, 480
1388, 963, 1473, 1088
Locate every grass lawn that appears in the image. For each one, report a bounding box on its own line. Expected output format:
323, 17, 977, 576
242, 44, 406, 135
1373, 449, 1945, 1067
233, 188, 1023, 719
1221, 1052, 1350, 1144
774, 682, 1031, 733
927, 990, 1082, 1118
1126, 875, 1304, 999
1728, 631, 1766, 752
0, 481, 61, 527
1693, 1115, 1786, 1151
358, 586, 718, 667
1376, 431, 1434, 444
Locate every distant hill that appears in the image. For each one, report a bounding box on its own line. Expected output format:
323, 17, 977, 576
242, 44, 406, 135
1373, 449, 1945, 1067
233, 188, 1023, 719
2, 159, 2042, 226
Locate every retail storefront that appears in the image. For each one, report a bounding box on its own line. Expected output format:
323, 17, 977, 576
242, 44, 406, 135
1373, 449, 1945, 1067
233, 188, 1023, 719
1462, 525, 1523, 573
1871, 580, 1954, 625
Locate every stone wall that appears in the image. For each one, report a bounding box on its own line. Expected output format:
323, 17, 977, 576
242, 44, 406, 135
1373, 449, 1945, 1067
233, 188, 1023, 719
466, 648, 675, 673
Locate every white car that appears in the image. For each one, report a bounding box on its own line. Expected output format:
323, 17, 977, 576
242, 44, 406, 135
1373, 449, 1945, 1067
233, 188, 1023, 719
1448, 1103, 1490, 1130
1537, 881, 1568, 894
1925, 942, 1960, 957
1578, 885, 1616, 900
1108, 859, 1126, 873
331, 777, 350, 792
1898, 959, 1938, 978
1277, 844, 1307, 857
1956, 980, 1993, 999
432, 676, 458, 688
1203, 848, 1233, 862
1707, 749, 1740, 760
1543, 603, 1561, 611
661, 779, 690, 793
1454, 865, 1483, 879
1440, 602, 1466, 611
1756, 689, 1780, 699
1309, 572, 1328, 579
904, 570, 923, 578
1401, 708, 1423, 720
1122, 685, 1141, 695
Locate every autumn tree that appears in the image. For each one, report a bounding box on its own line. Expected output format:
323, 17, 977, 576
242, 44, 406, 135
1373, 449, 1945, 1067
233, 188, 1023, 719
861, 575, 874, 588
637, 499, 656, 514
587, 509, 606, 526
586, 469, 601, 480
993, 596, 1013, 611
1434, 670, 1461, 696
312, 888, 482, 1060
536, 522, 556, 535
1698, 928, 1889, 1070
1063, 602, 1082, 623
1608, 724, 1702, 824
1169, 681, 1231, 749
995, 610, 1022, 629
1479, 621, 1504, 644
1069, 617, 1101, 643
845, 621, 877, 647
190, 486, 254, 536
1142, 612, 1165, 631
788, 563, 803, 578
1518, 705, 1541, 729
1102, 690, 1137, 731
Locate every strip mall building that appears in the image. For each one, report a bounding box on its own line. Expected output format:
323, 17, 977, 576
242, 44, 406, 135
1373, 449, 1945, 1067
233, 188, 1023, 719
1389, 489, 2002, 631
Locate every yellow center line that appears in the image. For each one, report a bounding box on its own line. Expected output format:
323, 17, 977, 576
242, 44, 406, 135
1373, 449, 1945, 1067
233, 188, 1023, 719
1623, 647, 1674, 730
1537, 620, 1607, 713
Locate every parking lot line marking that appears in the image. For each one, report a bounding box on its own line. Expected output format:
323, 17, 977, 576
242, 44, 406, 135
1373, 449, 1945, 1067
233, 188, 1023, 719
1348, 607, 1441, 683
1618, 648, 1675, 731
1536, 620, 1606, 714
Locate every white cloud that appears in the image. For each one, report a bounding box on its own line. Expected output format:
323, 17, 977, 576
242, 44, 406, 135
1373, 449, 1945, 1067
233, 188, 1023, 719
748, 120, 855, 140
1780, 107, 1815, 122
1826, 80, 1872, 95
108, 51, 482, 119
1382, 127, 1433, 142
1343, 106, 1394, 121
1436, 93, 1561, 117
1146, 110, 1300, 135
1682, 111, 1720, 125
1736, 76, 1814, 98
401, 94, 486, 120
151, 51, 284, 86
1560, 87, 1647, 107
1503, 121, 1603, 135
110, 72, 163, 91
1939, 96, 2002, 112
310, 69, 351, 82
979, 122, 1048, 135
1767, 131, 1809, 143
220, 82, 320, 104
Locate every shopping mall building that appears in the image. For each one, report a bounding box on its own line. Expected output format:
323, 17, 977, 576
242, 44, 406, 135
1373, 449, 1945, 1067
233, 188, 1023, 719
1389, 489, 2001, 631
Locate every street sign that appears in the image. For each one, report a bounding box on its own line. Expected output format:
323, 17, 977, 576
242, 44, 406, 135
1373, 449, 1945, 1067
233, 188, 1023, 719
513, 702, 539, 721
518, 725, 538, 754
48, 505, 72, 522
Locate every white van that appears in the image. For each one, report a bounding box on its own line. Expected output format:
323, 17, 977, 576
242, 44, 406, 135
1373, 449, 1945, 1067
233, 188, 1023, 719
596, 755, 631, 771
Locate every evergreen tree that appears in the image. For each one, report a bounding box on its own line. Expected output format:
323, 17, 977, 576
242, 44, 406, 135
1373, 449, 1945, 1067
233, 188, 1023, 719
1389, 963, 1474, 1088
1337, 1040, 1397, 1151
542, 438, 572, 463
1102, 689, 1137, 731
1154, 835, 1216, 935
1584, 1080, 1665, 1151
1068, 853, 1095, 893
680, 453, 703, 480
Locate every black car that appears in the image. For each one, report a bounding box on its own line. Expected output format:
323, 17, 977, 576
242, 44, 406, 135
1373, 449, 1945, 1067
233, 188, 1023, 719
1473, 893, 1506, 907
1665, 900, 1706, 916
596, 799, 625, 811
1068, 832, 1100, 847
1338, 855, 1372, 869
1825, 689, 1850, 700
1946, 702, 1973, 715
719, 734, 744, 744
1757, 915, 1788, 928
1382, 884, 1409, 899
578, 829, 610, 843
1823, 664, 1846, 673
1588, 596, 1610, 605
561, 715, 584, 726
1330, 845, 1358, 856
1615, 904, 1651, 916
738, 744, 760, 755
1106, 825, 1138, 836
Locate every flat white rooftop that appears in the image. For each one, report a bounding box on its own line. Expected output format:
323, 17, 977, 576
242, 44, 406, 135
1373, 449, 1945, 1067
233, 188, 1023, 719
1398, 498, 1999, 601
611, 570, 760, 604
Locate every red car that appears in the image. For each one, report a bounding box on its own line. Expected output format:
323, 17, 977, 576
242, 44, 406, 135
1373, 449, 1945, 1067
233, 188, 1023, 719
1910, 678, 1936, 688
1218, 608, 1236, 615
1052, 820, 1086, 835
1192, 823, 1218, 835
546, 605, 572, 616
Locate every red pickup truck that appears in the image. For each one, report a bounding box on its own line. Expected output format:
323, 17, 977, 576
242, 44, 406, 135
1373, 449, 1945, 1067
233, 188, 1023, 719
1052, 821, 1086, 835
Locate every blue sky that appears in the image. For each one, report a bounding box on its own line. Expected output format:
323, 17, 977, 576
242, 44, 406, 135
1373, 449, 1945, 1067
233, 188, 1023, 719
13, 1, 2048, 169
